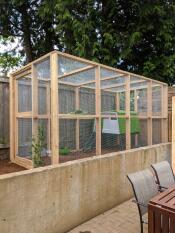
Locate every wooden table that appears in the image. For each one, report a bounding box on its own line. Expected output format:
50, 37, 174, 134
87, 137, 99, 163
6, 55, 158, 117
148, 186, 175, 233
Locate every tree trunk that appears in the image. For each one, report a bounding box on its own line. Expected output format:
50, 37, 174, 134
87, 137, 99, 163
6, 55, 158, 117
17, 2, 34, 63
43, 21, 55, 54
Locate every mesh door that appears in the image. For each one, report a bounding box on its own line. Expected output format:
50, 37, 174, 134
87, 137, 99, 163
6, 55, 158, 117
18, 118, 32, 158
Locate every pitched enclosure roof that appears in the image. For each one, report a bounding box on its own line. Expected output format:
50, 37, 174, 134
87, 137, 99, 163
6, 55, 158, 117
11, 50, 166, 88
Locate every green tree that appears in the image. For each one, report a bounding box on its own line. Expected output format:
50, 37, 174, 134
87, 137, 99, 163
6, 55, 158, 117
117, 0, 175, 84
0, 36, 21, 74
0, 0, 58, 63
0, 0, 174, 84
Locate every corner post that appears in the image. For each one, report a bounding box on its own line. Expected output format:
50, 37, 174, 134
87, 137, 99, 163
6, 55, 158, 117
10, 75, 15, 162
46, 83, 51, 151
115, 92, 120, 111
95, 66, 101, 155
134, 90, 138, 112
32, 64, 38, 151
125, 75, 131, 150
75, 87, 80, 150
147, 81, 152, 145
161, 85, 168, 143
134, 90, 138, 147
50, 52, 59, 164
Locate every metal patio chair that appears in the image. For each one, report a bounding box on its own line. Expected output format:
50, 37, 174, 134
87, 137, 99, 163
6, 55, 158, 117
151, 161, 175, 191
127, 169, 159, 233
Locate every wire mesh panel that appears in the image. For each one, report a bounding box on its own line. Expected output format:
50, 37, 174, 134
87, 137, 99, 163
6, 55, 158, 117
17, 76, 32, 112
59, 119, 76, 150
100, 74, 125, 112
79, 87, 95, 114
100, 76, 127, 153
58, 119, 96, 163
119, 92, 126, 111
38, 81, 47, 115
139, 119, 148, 146
36, 119, 51, 166
58, 55, 88, 75
101, 91, 115, 112
137, 87, 148, 114
101, 76, 127, 112
59, 68, 95, 85
58, 67, 96, 115
101, 114, 126, 154
38, 119, 48, 155
131, 78, 148, 149
79, 119, 96, 153
101, 73, 125, 89
130, 91, 135, 111
36, 58, 51, 115
59, 84, 75, 114
152, 119, 162, 144
101, 77, 125, 88
59, 119, 77, 163
130, 76, 148, 116
0, 81, 9, 145
152, 84, 162, 116
130, 113, 141, 149
18, 118, 32, 158
100, 67, 120, 79
36, 58, 50, 79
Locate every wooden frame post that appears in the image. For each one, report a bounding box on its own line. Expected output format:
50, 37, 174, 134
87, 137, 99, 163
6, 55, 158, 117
125, 75, 131, 150
116, 92, 120, 145
15, 81, 18, 160
95, 66, 101, 155
50, 52, 59, 164
116, 92, 120, 111
46, 83, 51, 152
147, 81, 152, 145
134, 90, 138, 147
134, 90, 138, 112
10, 75, 15, 162
32, 64, 38, 167
161, 85, 168, 143
75, 87, 80, 150
172, 97, 175, 172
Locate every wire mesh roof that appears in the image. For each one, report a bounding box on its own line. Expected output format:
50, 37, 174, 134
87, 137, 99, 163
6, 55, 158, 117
11, 51, 167, 91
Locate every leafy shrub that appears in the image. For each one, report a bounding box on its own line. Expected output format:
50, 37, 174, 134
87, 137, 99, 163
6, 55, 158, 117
32, 125, 46, 167
59, 147, 70, 155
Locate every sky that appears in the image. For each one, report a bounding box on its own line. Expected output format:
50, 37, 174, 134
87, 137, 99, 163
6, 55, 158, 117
0, 37, 23, 75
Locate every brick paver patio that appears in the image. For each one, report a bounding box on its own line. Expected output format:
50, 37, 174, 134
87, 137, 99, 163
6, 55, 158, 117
68, 200, 148, 233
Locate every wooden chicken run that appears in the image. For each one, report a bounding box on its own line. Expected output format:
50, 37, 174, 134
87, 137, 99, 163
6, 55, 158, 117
10, 51, 168, 169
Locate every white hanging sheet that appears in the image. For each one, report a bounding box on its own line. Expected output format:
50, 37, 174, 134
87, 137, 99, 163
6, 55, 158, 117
102, 118, 120, 134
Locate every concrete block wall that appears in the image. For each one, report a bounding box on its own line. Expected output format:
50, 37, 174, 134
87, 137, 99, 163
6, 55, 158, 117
0, 142, 171, 233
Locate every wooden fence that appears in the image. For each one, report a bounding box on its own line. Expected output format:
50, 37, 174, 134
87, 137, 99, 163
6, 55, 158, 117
0, 77, 9, 145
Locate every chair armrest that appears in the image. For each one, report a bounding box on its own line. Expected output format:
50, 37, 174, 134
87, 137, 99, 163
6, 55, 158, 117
160, 185, 168, 189
159, 185, 168, 192
132, 199, 147, 208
